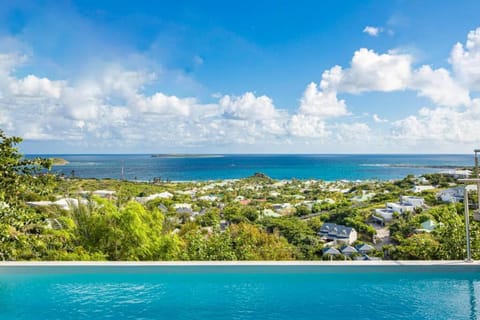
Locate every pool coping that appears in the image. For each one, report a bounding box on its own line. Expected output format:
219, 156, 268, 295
2, 261, 480, 274
0, 260, 479, 266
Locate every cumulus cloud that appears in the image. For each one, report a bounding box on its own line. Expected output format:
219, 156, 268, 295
288, 114, 329, 138
410, 65, 470, 107
220, 92, 279, 120
450, 27, 480, 90
334, 123, 371, 142
363, 26, 382, 37
298, 83, 348, 118
4, 25, 480, 152
373, 114, 388, 123
392, 99, 480, 143
332, 48, 412, 93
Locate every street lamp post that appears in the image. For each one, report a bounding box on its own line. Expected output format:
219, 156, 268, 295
458, 177, 480, 262
475, 149, 480, 210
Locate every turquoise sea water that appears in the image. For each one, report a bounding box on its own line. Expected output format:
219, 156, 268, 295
28, 154, 473, 181
1, 266, 479, 320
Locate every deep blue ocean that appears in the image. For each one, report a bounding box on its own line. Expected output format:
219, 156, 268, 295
27, 154, 473, 181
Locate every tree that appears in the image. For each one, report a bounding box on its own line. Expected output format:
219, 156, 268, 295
0, 129, 52, 204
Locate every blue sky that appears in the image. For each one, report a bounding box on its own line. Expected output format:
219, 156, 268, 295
1, 0, 480, 153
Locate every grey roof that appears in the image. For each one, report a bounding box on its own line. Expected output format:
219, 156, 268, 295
176, 207, 193, 214
318, 223, 355, 239
341, 245, 358, 254
157, 204, 168, 212
356, 244, 375, 252
323, 247, 341, 255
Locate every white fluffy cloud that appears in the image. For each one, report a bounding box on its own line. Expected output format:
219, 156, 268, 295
392, 99, 480, 143
410, 65, 470, 107
363, 26, 381, 37
4, 26, 480, 152
450, 27, 480, 90
335, 48, 412, 93
220, 92, 279, 120
298, 83, 348, 118
288, 114, 329, 138
309, 47, 471, 108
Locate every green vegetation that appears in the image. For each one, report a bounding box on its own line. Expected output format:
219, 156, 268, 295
1, 129, 480, 261
50, 158, 69, 165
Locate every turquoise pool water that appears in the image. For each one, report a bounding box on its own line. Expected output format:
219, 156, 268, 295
0, 265, 479, 320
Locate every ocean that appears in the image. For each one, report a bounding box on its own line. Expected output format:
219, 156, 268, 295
27, 154, 474, 181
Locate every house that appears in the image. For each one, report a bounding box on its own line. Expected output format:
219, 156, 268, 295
400, 196, 425, 207
374, 208, 395, 222
135, 192, 174, 204
174, 203, 193, 215
356, 243, 375, 254
437, 185, 477, 203
92, 190, 116, 198
262, 209, 281, 218
323, 247, 341, 256
351, 191, 376, 202
198, 195, 219, 202
374, 196, 424, 222
157, 203, 168, 213
272, 203, 293, 212
318, 223, 357, 245
411, 185, 434, 193
341, 245, 358, 256
439, 169, 472, 179
27, 198, 88, 211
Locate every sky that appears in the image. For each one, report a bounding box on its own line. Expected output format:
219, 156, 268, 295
1, 0, 480, 154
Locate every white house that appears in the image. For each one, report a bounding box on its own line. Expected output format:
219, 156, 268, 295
198, 195, 219, 202
437, 185, 477, 203
439, 169, 472, 179
411, 185, 435, 193
92, 190, 116, 198
374, 208, 395, 222
400, 196, 425, 207
135, 192, 173, 204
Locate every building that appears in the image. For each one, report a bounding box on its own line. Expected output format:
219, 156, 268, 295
356, 243, 375, 254
438, 169, 472, 179
411, 185, 434, 193
318, 223, 358, 245
374, 196, 424, 222
135, 192, 173, 204
400, 196, 425, 207
437, 185, 477, 203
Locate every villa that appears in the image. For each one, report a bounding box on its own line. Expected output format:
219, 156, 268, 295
318, 223, 358, 245
92, 190, 116, 199
135, 191, 174, 204
437, 185, 477, 203
374, 195, 424, 222
27, 197, 89, 211
438, 169, 472, 179
411, 185, 435, 193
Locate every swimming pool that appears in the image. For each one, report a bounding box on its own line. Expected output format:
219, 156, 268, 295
1, 262, 479, 320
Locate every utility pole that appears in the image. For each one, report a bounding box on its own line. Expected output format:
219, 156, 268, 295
121, 160, 125, 180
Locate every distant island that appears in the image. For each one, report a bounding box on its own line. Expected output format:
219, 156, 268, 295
151, 154, 224, 158
50, 157, 69, 165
